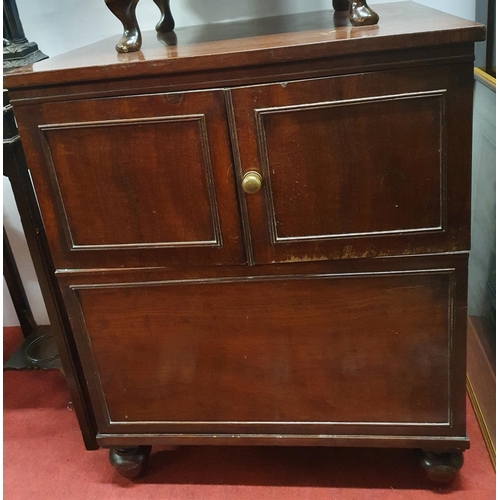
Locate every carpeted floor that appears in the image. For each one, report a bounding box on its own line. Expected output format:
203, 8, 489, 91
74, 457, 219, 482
4, 326, 496, 499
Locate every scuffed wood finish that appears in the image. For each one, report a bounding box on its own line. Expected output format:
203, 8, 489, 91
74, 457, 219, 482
105, 0, 377, 54
65, 255, 467, 440
56, 253, 469, 452
13, 89, 245, 269
229, 64, 473, 264
4, 4, 484, 91
12, 65, 475, 270
2, 2, 483, 479
97, 433, 470, 450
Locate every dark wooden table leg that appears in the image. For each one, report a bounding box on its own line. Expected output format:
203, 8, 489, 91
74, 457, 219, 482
105, 0, 142, 53
333, 0, 350, 12
152, 0, 175, 33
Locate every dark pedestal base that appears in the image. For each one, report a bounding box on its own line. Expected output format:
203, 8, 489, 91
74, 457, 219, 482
3, 326, 61, 371
3, 41, 47, 70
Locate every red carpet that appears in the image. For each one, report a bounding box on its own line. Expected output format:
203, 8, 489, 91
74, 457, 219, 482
4, 326, 496, 499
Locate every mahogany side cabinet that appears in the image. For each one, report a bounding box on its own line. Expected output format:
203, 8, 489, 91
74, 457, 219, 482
4, 2, 485, 483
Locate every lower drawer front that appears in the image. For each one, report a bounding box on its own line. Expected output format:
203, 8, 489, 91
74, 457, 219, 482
68, 267, 459, 435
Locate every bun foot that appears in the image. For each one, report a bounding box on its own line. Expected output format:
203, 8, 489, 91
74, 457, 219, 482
417, 450, 464, 484
109, 446, 152, 479
350, 0, 379, 26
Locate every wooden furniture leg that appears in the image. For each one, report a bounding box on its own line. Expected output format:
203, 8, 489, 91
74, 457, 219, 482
417, 450, 465, 483
152, 0, 175, 33
105, 0, 141, 53
109, 446, 152, 479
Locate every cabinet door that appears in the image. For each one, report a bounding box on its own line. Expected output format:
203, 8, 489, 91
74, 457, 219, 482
229, 66, 473, 265
16, 90, 245, 269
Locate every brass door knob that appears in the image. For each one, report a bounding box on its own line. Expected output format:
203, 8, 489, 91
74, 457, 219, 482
242, 171, 262, 194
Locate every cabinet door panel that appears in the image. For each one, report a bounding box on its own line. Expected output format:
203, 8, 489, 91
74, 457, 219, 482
66, 262, 463, 436
229, 66, 473, 264
16, 90, 245, 269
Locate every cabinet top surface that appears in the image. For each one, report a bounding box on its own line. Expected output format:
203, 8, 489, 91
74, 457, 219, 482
4, 2, 484, 90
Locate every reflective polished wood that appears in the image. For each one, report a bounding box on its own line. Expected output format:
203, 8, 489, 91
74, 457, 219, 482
4, 2, 485, 481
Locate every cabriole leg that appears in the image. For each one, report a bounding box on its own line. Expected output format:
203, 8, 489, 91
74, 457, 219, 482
333, 0, 350, 12
105, 0, 142, 53
153, 0, 175, 33
417, 450, 464, 484
349, 0, 379, 26
109, 446, 152, 479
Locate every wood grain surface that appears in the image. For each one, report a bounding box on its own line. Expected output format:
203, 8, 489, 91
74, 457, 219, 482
4, 4, 485, 90
3, 3, 480, 461
60, 254, 468, 448
229, 64, 473, 264
13, 89, 245, 269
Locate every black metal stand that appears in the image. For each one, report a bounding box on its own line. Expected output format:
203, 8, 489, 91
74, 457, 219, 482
3, 0, 47, 70
3, 91, 61, 371
3, 0, 59, 370
2, 4, 97, 441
